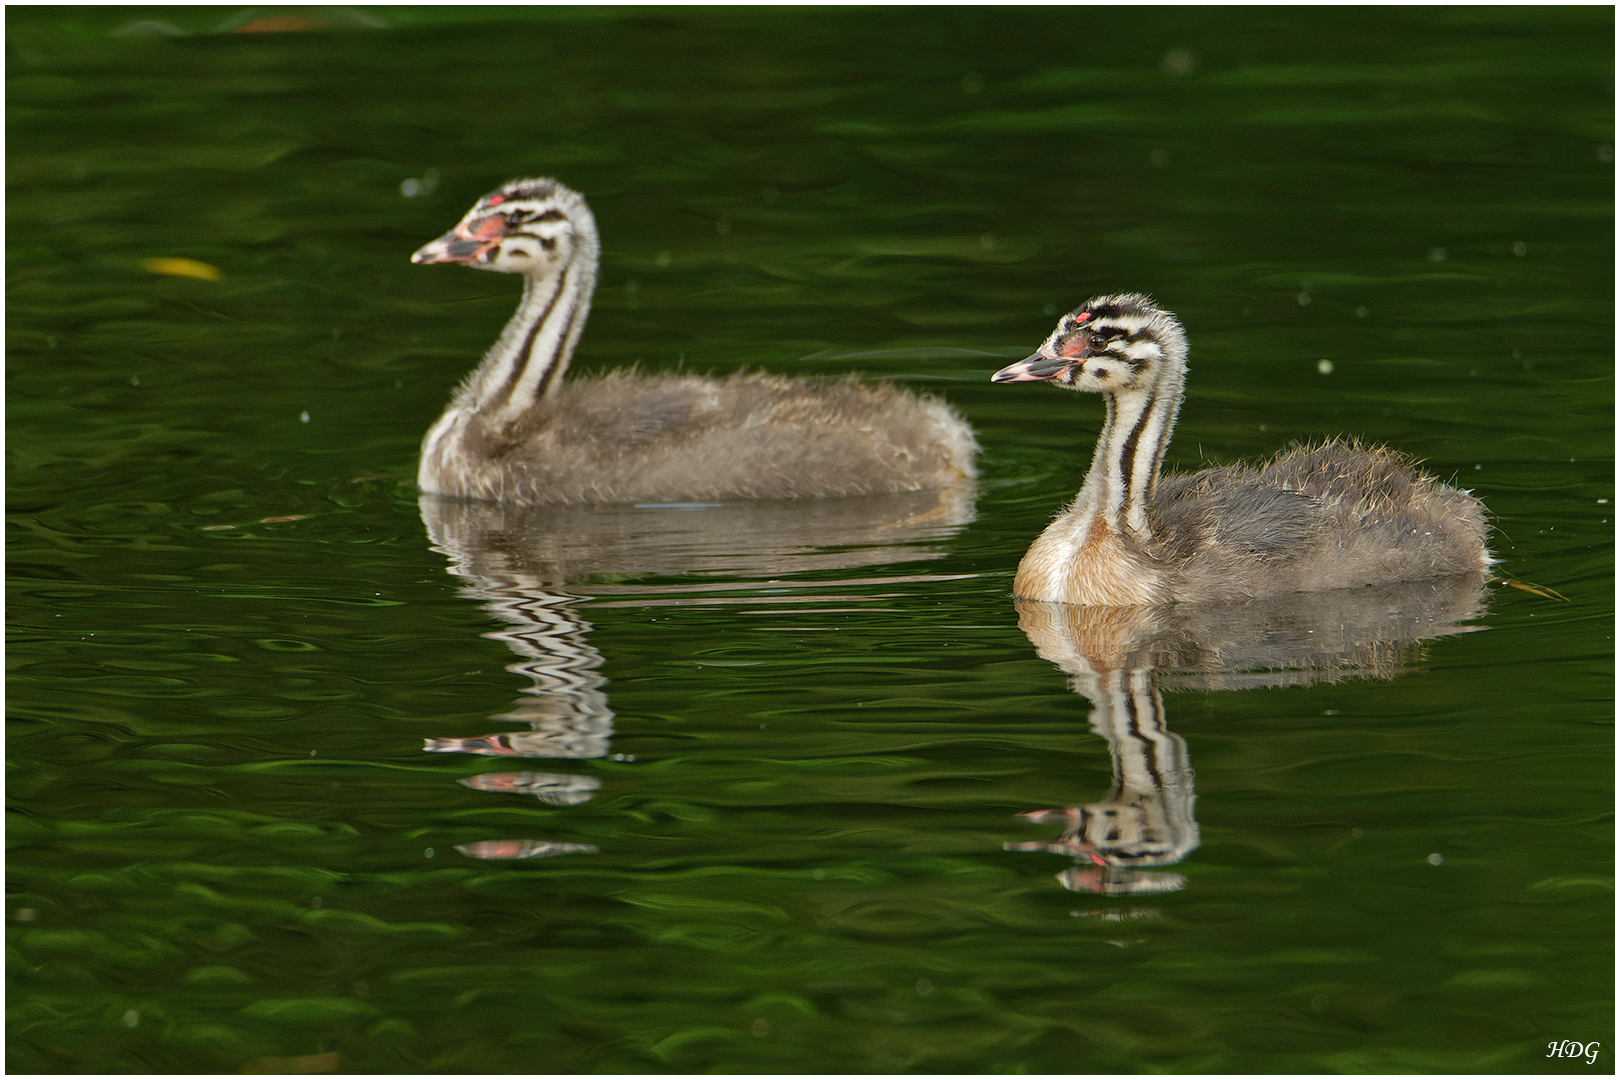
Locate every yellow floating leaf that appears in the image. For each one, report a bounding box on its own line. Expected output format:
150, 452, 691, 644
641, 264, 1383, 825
241, 1050, 341, 1074
1503, 580, 1570, 602
143, 257, 222, 281
231, 17, 330, 33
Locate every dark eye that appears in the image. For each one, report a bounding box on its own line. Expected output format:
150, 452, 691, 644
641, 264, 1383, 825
1089, 333, 1107, 348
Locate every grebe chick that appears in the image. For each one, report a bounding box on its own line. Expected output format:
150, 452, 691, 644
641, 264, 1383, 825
413, 178, 977, 504
992, 293, 1490, 606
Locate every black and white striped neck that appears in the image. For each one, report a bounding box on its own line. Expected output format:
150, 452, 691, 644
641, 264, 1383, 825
1080, 361, 1184, 541
992, 293, 1190, 544
413, 178, 602, 434
458, 248, 597, 429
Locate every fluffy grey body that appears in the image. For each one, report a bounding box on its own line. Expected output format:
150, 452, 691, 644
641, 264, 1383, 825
427, 369, 976, 504
993, 293, 1490, 606
1127, 439, 1488, 603
413, 178, 977, 505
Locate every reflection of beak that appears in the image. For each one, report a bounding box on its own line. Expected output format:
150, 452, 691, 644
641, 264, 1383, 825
411, 215, 506, 264
991, 352, 1074, 383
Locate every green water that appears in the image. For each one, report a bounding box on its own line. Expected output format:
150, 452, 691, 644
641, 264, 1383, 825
8, 6, 1613, 1073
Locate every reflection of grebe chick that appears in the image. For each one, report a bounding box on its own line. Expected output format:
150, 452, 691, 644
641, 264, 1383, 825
414, 178, 977, 504
1004, 578, 1489, 896
993, 293, 1490, 606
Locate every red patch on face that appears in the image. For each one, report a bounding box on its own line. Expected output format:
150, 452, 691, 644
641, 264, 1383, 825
1056, 311, 1095, 358
465, 215, 506, 241
486, 195, 506, 206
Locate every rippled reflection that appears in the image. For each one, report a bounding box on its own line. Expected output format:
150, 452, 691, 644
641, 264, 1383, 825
1006, 576, 1489, 895
420, 487, 977, 859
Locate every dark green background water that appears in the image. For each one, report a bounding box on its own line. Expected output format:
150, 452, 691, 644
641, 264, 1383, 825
8, 6, 1612, 1073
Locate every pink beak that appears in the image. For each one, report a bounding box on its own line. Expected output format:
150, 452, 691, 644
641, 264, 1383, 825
411, 214, 507, 265
991, 352, 1075, 383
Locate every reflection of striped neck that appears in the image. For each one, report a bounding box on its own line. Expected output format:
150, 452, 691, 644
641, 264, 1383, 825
481, 589, 610, 708
471, 584, 613, 732
461, 247, 597, 430
1075, 665, 1198, 868
1081, 367, 1183, 541
450, 582, 614, 760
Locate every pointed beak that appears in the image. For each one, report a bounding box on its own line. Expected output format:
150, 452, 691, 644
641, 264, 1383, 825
992, 352, 1074, 383
410, 214, 507, 265
411, 232, 491, 264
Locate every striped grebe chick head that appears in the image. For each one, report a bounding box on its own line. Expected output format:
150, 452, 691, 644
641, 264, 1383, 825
411, 177, 598, 278
993, 292, 1187, 394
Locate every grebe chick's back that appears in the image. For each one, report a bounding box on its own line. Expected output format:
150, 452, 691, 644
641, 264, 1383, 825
992, 293, 1490, 607
413, 178, 977, 505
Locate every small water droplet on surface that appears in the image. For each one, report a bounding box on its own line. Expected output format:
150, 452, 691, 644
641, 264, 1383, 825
1316, 359, 1334, 375
1149, 148, 1170, 168
299, 411, 310, 423
915, 978, 934, 995
715, 218, 732, 235
1354, 306, 1369, 318
424, 847, 435, 859
123, 1010, 139, 1029
1161, 48, 1196, 76
1427, 853, 1444, 866
400, 168, 439, 198
1427, 246, 1447, 262
1297, 291, 1311, 306
1512, 241, 1528, 256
